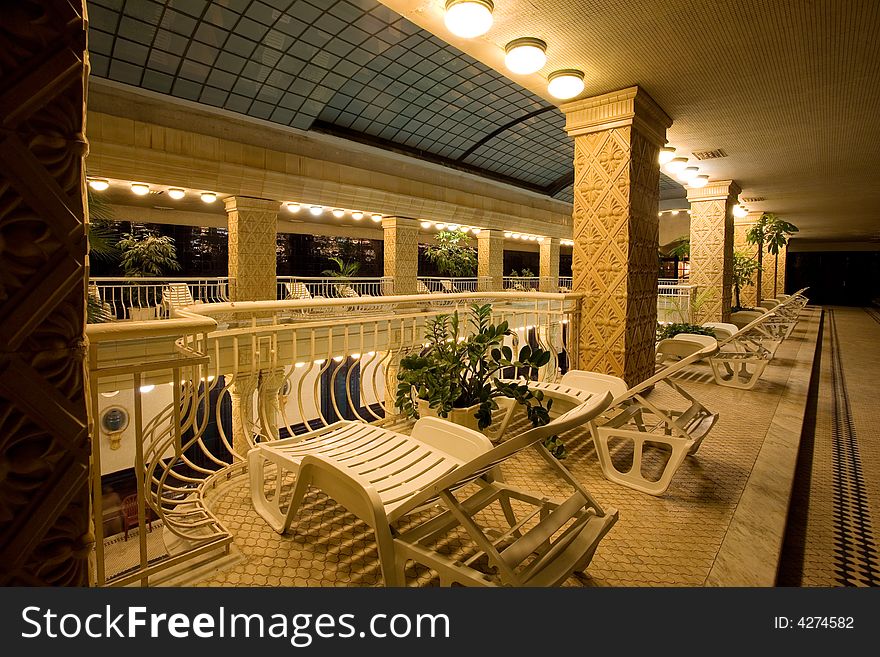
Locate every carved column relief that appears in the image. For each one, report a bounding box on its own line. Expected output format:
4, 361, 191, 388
562, 87, 671, 386
763, 244, 786, 300
257, 367, 287, 441
686, 180, 740, 323
382, 216, 419, 295
734, 213, 760, 308
539, 238, 560, 292
0, 1, 90, 585
229, 373, 258, 457
225, 197, 279, 301
478, 229, 504, 291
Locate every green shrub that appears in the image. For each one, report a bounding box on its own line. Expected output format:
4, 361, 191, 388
656, 322, 716, 341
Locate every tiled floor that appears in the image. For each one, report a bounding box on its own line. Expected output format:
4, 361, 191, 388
189, 314, 817, 587
779, 307, 880, 586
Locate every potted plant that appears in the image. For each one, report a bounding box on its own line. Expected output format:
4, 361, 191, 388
395, 304, 566, 457
117, 229, 180, 319
86, 189, 119, 324
508, 267, 535, 290
745, 212, 798, 300
424, 229, 477, 277
731, 250, 761, 311
322, 256, 361, 297
656, 322, 716, 341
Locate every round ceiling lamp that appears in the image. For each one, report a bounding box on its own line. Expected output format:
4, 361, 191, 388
88, 178, 109, 191
371, 213, 383, 222
444, 0, 494, 39
309, 205, 323, 216
733, 204, 748, 218
690, 174, 709, 188
167, 188, 185, 200
504, 37, 547, 75
286, 202, 301, 213
664, 157, 688, 173
658, 146, 676, 165
200, 192, 217, 203
332, 208, 345, 218
677, 166, 699, 183
547, 69, 585, 100
420, 221, 433, 229
351, 211, 363, 220
131, 183, 150, 196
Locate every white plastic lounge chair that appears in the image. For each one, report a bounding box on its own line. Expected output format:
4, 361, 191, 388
417, 280, 431, 294
161, 283, 199, 317
440, 279, 457, 293
284, 281, 312, 299
248, 393, 616, 586
701, 322, 740, 341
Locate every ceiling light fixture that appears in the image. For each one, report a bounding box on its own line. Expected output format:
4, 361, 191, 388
664, 157, 688, 173
332, 208, 345, 218
504, 37, 547, 75
504, 231, 512, 238
200, 192, 217, 203
310, 205, 323, 216
435, 223, 446, 230
459, 225, 470, 232
167, 188, 185, 200
690, 174, 709, 188
286, 202, 301, 213
139, 385, 155, 394
511, 233, 521, 239
547, 69, 585, 100
89, 178, 109, 191
733, 204, 748, 218
471, 227, 481, 235
444, 0, 494, 39
131, 183, 150, 196
421, 221, 433, 229
371, 213, 383, 222
677, 166, 699, 183
351, 211, 363, 220
658, 146, 676, 165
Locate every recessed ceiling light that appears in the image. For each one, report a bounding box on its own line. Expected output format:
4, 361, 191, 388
131, 183, 150, 196
677, 166, 699, 182
733, 204, 748, 218
139, 385, 155, 393
444, 0, 494, 39
351, 211, 363, 220
371, 213, 383, 222
421, 221, 433, 229
504, 37, 547, 75
511, 233, 520, 239
690, 174, 710, 188
458, 225, 470, 232
89, 179, 109, 191
471, 227, 481, 235
310, 205, 323, 216
671, 210, 680, 215
658, 146, 676, 165
504, 231, 512, 238
332, 208, 345, 218
547, 69, 585, 100
436, 223, 446, 230
286, 202, 301, 213
664, 157, 688, 173
200, 192, 217, 203
167, 188, 185, 200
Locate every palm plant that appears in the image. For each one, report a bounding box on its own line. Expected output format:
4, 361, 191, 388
731, 250, 761, 310
117, 229, 180, 311
321, 256, 361, 280
745, 212, 798, 300
424, 229, 477, 277
86, 189, 119, 323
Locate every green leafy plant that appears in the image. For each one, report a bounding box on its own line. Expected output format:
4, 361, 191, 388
731, 250, 761, 309
117, 229, 180, 309
424, 229, 477, 277
668, 236, 690, 259
321, 256, 361, 280
86, 189, 118, 324
746, 212, 798, 300
395, 304, 565, 457
509, 267, 535, 278
657, 323, 716, 341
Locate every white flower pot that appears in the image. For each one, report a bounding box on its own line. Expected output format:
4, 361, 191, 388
416, 398, 482, 433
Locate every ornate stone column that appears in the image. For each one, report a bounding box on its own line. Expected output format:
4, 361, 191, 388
229, 373, 258, 457
734, 212, 760, 308
382, 216, 419, 295
539, 238, 560, 292
478, 229, 504, 291
257, 367, 287, 441
225, 197, 279, 301
763, 243, 787, 300
686, 180, 740, 323
561, 87, 671, 386
0, 1, 90, 586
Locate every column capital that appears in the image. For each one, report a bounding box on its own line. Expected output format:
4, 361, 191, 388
736, 210, 764, 227
224, 196, 281, 214
381, 215, 421, 229
560, 86, 672, 146
685, 180, 741, 203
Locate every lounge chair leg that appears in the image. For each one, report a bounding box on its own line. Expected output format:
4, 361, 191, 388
376, 526, 402, 587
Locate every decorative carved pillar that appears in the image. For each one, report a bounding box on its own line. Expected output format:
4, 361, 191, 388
0, 1, 90, 585
763, 243, 786, 300
734, 212, 760, 308
539, 238, 560, 292
229, 373, 258, 456
382, 216, 419, 295
561, 87, 672, 386
686, 180, 740, 323
225, 197, 278, 301
257, 368, 287, 441
478, 229, 504, 291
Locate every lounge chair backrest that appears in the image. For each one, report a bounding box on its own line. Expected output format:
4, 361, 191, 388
286, 281, 311, 299
396, 392, 613, 516
612, 339, 718, 405
440, 279, 456, 292
702, 322, 739, 341
417, 280, 430, 294
163, 283, 194, 308
671, 333, 717, 348
559, 370, 628, 399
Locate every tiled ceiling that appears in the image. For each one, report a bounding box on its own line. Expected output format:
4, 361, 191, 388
86, 0, 685, 202
384, 0, 880, 240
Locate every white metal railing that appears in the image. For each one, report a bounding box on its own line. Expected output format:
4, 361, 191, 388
417, 276, 479, 293
87, 291, 579, 584
90, 277, 229, 321
276, 276, 386, 300
657, 283, 698, 323
559, 276, 573, 291
503, 276, 540, 291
